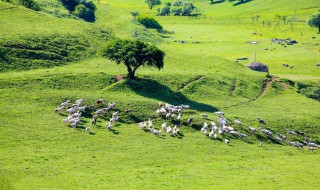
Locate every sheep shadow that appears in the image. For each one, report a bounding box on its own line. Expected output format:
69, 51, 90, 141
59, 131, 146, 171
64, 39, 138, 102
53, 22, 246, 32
124, 78, 219, 113
108, 128, 120, 135
210, 0, 225, 5
233, 0, 253, 6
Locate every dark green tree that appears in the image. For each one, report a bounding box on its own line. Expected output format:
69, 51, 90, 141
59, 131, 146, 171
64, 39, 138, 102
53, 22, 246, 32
144, 0, 161, 10
308, 10, 320, 33
60, 0, 79, 13
101, 39, 165, 79
19, 0, 40, 11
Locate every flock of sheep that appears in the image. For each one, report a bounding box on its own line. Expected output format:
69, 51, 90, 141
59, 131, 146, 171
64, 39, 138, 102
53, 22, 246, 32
54, 99, 319, 151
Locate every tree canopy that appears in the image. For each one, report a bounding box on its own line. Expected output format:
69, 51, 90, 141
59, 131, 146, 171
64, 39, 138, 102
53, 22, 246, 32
308, 10, 320, 33
101, 39, 165, 79
144, 0, 161, 10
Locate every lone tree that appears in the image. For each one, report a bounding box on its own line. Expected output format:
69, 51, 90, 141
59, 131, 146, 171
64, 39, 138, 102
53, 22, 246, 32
144, 0, 161, 10
101, 39, 165, 79
308, 10, 320, 33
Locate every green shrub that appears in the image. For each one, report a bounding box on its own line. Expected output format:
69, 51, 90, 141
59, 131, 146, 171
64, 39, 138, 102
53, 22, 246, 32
137, 15, 163, 29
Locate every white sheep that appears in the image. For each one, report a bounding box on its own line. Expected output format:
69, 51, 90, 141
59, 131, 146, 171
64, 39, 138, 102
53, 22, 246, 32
75, 98, 85, 105
225, 139, 229, 145
200, 113, 208, 118
106, 122, 112, 130
214, 111, 224, 116
233, 118, 242, 126
161, 122, 167, 130
177, 113, 182, 123
85, 127, 91, 133
247, 126, 257, 134
77, 105, 86, 112
54, 106, 64, 112
60, 100, 69, 107
166, 126, 172, 134
153, 129, 162, 136
209, 129, 214, 139
139, 122, 146, 129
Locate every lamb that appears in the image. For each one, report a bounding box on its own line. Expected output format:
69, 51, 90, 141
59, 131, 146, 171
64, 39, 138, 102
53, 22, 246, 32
85, 127, 91, 133
55, 106, 64, 112
225, 139, 230, 145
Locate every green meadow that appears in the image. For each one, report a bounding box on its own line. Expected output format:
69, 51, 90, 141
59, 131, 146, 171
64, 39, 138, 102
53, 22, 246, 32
0, 0, 319, 189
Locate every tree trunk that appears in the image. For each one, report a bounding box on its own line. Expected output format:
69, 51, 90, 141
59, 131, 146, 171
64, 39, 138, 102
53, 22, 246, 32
126, 64, 135, 79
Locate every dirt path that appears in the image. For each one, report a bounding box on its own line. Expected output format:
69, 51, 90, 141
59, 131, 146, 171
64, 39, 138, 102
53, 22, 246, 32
179, 75, 204, 91
222, 76, 287, 109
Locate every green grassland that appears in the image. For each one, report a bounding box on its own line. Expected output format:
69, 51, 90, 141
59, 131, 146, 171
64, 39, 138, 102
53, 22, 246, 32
0, 0, 320, 189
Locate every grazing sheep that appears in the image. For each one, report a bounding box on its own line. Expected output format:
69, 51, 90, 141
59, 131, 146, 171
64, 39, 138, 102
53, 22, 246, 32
287, 129, 297, 136
112, 111, 119, 117
75, 98, 85, 105
55, 106, 64, 112
307, 146, 316, 151
227, 126, 235, 131
153, 129, 162, 136
209, 129, 214, 139
106, 122, 112, 130
91, 115, 98, 125
214, 111, 224, 116
260, 141, 263, 147
260, 128, 272, 137
277, 133, 286, 140
85, 127, 91, 133
233, 118, 242, 126
62, 118, 69, 123
295, 131, 305, 136
230, 131, 240, 137
77, 106, 86, 112
110, 116, 119, 123
166, 126, 172, 134
187, 116, 194, 125
239, 133, 248, 139
275, 136, 283, 142
247, 126, 257, 134
70, 122, 78, 128
257, 117, 266, 125
147, 119, 153, 128
95, 109, 104, 116
161, 122, 167, 130
108, 102, 116, 109
177, 113, 182, 123
173, 125, 179, 136
139, 122, 147, 129
60, 100, 70, 107
165, 113, 171, 120
217, 117, 227, 127
200, 114, 208, 118
66, 106, 76, 115
225, 139, 230, 145
72, 112, 81, 118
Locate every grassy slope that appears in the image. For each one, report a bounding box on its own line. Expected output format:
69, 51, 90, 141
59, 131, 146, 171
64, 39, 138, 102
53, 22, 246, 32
0, 0, 320, 189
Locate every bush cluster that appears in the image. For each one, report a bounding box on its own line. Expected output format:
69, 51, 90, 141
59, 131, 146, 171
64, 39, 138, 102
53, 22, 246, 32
60, 0, 96, 22
157, 0, 197, 16
137, 15, 163, 29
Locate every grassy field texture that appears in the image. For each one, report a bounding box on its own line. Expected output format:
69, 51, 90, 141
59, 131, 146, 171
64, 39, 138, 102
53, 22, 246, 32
0, 0, 320, 189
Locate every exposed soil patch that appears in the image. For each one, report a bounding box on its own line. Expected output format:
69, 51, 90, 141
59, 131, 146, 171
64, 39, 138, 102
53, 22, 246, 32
115, 75, 125, 82
179, 75, 204, 91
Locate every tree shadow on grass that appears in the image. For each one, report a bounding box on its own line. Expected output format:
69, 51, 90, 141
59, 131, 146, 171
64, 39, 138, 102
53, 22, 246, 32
233, 0, 253, 6
125, 78, 219, 113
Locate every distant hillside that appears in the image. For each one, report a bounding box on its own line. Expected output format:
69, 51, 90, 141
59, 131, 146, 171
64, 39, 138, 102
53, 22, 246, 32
0, 1, 111, 72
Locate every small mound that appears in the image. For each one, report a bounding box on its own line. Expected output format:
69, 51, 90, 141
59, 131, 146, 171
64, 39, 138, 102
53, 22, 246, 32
247, 62, 269, 72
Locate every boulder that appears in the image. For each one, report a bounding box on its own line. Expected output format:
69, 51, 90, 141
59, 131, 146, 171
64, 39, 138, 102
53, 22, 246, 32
247, 62, 269, 72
